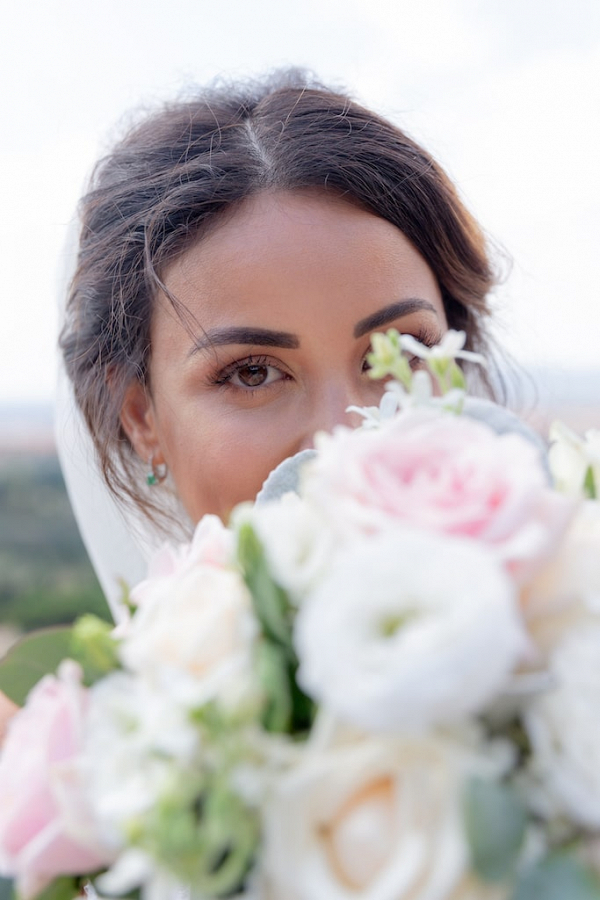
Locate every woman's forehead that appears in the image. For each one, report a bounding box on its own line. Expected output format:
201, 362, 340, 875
157, 189, 444, 335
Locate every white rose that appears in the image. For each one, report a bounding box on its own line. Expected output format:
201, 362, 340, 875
549, 421, 600, 497
122, 563, 257, 708
261, 732, 473, 900
295, 529, 528, 732
236, 493, 339, 600
82, 672, 200, 848
525, 621, 600, 828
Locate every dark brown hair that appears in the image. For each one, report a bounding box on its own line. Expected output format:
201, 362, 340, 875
60, 69, 500, 523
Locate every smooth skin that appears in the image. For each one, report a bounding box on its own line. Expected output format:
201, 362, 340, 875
121, 189, 448, 524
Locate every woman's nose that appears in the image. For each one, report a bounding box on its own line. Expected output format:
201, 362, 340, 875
297, 383, 372, 451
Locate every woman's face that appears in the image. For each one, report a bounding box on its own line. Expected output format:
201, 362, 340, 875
122, 190, 447, 524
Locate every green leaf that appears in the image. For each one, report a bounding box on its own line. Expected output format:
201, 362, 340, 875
237, 523, 294, 652
289, 660, 315, 733
584, 465, 597, 500
0, 627, 74, 705
256, 640, 292, 732
71, 614, 120, 684
0, 878, 14, 900
463, 777, 527, 882
512, 852, 600, 900
34, 877, 80, 900
449, 361, 467, 391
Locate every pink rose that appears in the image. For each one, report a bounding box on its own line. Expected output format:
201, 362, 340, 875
0, 661, 112, 899
131, 514, 234, 607
306, 409, 574, 582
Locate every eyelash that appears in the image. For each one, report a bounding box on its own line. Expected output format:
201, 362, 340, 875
210, 355, 287, 390
402, 325, 440, 368
210, 326, 442, 391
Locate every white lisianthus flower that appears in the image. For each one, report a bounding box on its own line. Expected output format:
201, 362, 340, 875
261, 731, 476, 900
82, 673, 200, 849
122, 562, 256, 708
399, 329, 486, 366
349, 373, 466, 427
236, 493, 339, 600
549, 421, 600, 498
524, 621, 600, 829
295, 529, 528, 732
347, 385, 405, 428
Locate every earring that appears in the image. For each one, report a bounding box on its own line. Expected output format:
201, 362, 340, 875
146, 454, 168, 486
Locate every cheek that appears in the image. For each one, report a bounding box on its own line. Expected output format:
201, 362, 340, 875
167, 409, 297, 523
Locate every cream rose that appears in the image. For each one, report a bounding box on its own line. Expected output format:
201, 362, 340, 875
122, 562, 256, 708
261, 732, 472, 900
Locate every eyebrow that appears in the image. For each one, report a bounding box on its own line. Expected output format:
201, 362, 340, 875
190, 327, 300, 355
189, 298, 439, 355
353, 299, 439, 338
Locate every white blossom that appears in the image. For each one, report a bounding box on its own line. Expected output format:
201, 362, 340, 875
399, 329, 486, 365
295, 528, 528, 732
549, 420, 600, 498
525, 621, 600, 829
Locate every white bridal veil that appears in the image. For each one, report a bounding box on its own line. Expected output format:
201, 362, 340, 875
55, 224, 152, 623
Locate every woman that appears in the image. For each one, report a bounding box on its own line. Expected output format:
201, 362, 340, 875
60, 69, 498, 531
2, 70, 504, 737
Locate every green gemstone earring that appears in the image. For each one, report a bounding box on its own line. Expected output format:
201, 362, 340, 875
146, 454, 167, 486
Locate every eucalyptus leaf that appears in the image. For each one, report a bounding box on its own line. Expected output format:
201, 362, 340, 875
0, 878, 14, 900
463, 777, 527, 882
512, 853, 600, 900
0, 627, 73, 706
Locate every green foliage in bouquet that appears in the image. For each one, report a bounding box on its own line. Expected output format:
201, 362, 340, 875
0, 628, 74, 707
127, 770, 259, 896
513, 852, 600, 900
463, 777, 527, 882
237, 521, 315, 735
584, 464, 597, 500
0, 615, 119, 705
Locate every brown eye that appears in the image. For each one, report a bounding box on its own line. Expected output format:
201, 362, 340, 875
236, 363, 270, 387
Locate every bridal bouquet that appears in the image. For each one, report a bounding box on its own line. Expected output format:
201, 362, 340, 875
1, 331, 600, 900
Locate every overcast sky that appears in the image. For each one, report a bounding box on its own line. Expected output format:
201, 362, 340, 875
1, 0, 598, 403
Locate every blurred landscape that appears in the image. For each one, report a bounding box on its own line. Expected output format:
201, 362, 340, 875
0, 370, 597, 655
0, 403, 111, 656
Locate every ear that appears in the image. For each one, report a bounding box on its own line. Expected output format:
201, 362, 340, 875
120, 381, 165, 466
